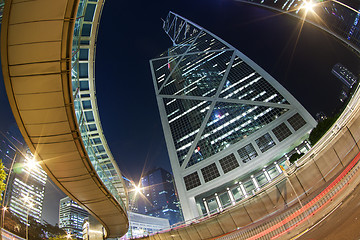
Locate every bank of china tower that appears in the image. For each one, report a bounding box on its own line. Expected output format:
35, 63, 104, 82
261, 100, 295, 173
150, 12, 316, 221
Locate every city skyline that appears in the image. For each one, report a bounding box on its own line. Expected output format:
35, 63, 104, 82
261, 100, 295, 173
1, 0, 360, 226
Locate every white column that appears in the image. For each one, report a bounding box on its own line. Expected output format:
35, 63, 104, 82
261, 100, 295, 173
227, 188, 236, 205
296, 147, 301, 154
263, 168, 271, 182
275, 162, 282, 173
251, 175, 260, 191
203, 199, 210, 215
215, 193, 222, 212
305, 141, 311, 150
239, 182, 248, 198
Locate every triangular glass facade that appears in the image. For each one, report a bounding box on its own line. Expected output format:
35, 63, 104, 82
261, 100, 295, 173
160, 50, 234, 97
163, 98, 212, 166
186, 103, 288, 168
151, 12, 312, 169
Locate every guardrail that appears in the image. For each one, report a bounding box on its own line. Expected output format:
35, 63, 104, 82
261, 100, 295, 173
219, 147, 360, 239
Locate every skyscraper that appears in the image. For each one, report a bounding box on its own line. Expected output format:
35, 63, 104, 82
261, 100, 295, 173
331, 63, 357, 89
0, 127, 47, 224
150, 12, 317, 220
138, 168, 183, 225
5, 151, 47, 224
59, 196, 89, 238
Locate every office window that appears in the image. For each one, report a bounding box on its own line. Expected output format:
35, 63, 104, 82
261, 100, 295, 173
255, 133, 276, 153
184, 172, 201, 190
238, 143, 258, 163
201, 163, 220, 183
219, 154, 239, 173
272, 123, 292, 142
288, 113, 306, 131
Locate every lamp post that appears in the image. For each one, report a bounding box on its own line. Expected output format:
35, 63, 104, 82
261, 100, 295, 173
23, 196, 34, 240
1, 206, 7, 230
1, 153, 17, 229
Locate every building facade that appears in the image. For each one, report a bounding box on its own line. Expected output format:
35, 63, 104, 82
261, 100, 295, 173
138, 168, 183, 225
150, 12, 317, 220
59, 196, 89, 239
1, 128, 47, 224
120, 212, 170, 240
332, 63, 357, 89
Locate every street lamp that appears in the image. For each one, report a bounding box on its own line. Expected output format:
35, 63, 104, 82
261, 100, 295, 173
1, 206, 7, 229
66, 232, 72, 239
23, 196, 34, 240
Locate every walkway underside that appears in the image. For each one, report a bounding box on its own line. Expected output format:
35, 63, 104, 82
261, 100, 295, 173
1, 0, 128, 237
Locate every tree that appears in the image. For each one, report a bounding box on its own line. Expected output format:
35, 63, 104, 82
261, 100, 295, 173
0, 160, 7, 200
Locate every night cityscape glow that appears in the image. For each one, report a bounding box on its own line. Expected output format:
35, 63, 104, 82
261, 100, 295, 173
1, 0, 360, 239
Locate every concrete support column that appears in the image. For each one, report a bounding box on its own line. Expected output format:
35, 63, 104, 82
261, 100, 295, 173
215, 193, 222, 212
227, 188, 236, 205
251, 175, 260, 191
275, 162, 282, 173
263, 168, 271, 182
203, 199, 210, 215
239, 182, 248, 198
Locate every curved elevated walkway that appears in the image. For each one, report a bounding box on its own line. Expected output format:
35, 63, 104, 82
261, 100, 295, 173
1, 0, 128, 238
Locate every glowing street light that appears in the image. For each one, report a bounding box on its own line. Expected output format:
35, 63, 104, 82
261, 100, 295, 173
25, 157, 37, 172
1, 206, 7, 229
303, 0, 315, 13
134, 184, 142, 194
66, 232, 72, 239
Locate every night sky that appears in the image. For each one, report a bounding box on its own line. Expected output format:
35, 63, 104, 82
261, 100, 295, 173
1, 0, 360, 225
95, 0, 360, 182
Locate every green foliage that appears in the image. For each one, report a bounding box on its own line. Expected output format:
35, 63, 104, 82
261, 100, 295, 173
0, 160, 7, 201
3, 211, 66, 240
289, 152, 304, 164
309, 114, 340, 145
48, 236, 68, 240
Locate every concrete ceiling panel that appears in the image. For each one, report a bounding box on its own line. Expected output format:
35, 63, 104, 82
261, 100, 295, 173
76, 190, 110, 202
39, 151, 81, 164
8, 42, 62, 65
8, 21, 63, 45
72, 188, 109, 201
47, 161, 89, 174
35, 141, 78, 154
86, 201, 118, 215
53, 168, 91, 179
9, 0, 67, 24
12, 74, 63, 95
100, 215, 128, 226
61, 179, 99, 191
30, 134, 73, 144
16, 92, 64, 110
26, 121, 71, 137
9, 62, 61, 77
20, 107, 68, 124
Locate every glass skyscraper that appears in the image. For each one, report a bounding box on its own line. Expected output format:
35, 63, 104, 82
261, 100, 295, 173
59, 196, 89, 239
138, 168, 183, 225
1, 128, 47, 224
150, 12, 316, 220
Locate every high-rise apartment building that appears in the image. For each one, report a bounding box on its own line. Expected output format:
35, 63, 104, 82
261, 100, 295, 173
138, 168, 183, 225
1, 128, 47, 224
150, 12, 317, 220
59, 196, 89, 238
331, 63, 357, 89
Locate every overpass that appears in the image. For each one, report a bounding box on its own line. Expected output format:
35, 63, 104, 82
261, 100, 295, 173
1, 0, 128, 238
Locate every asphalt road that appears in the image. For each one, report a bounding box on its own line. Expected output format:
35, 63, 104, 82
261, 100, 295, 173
296, 179, 360, 240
